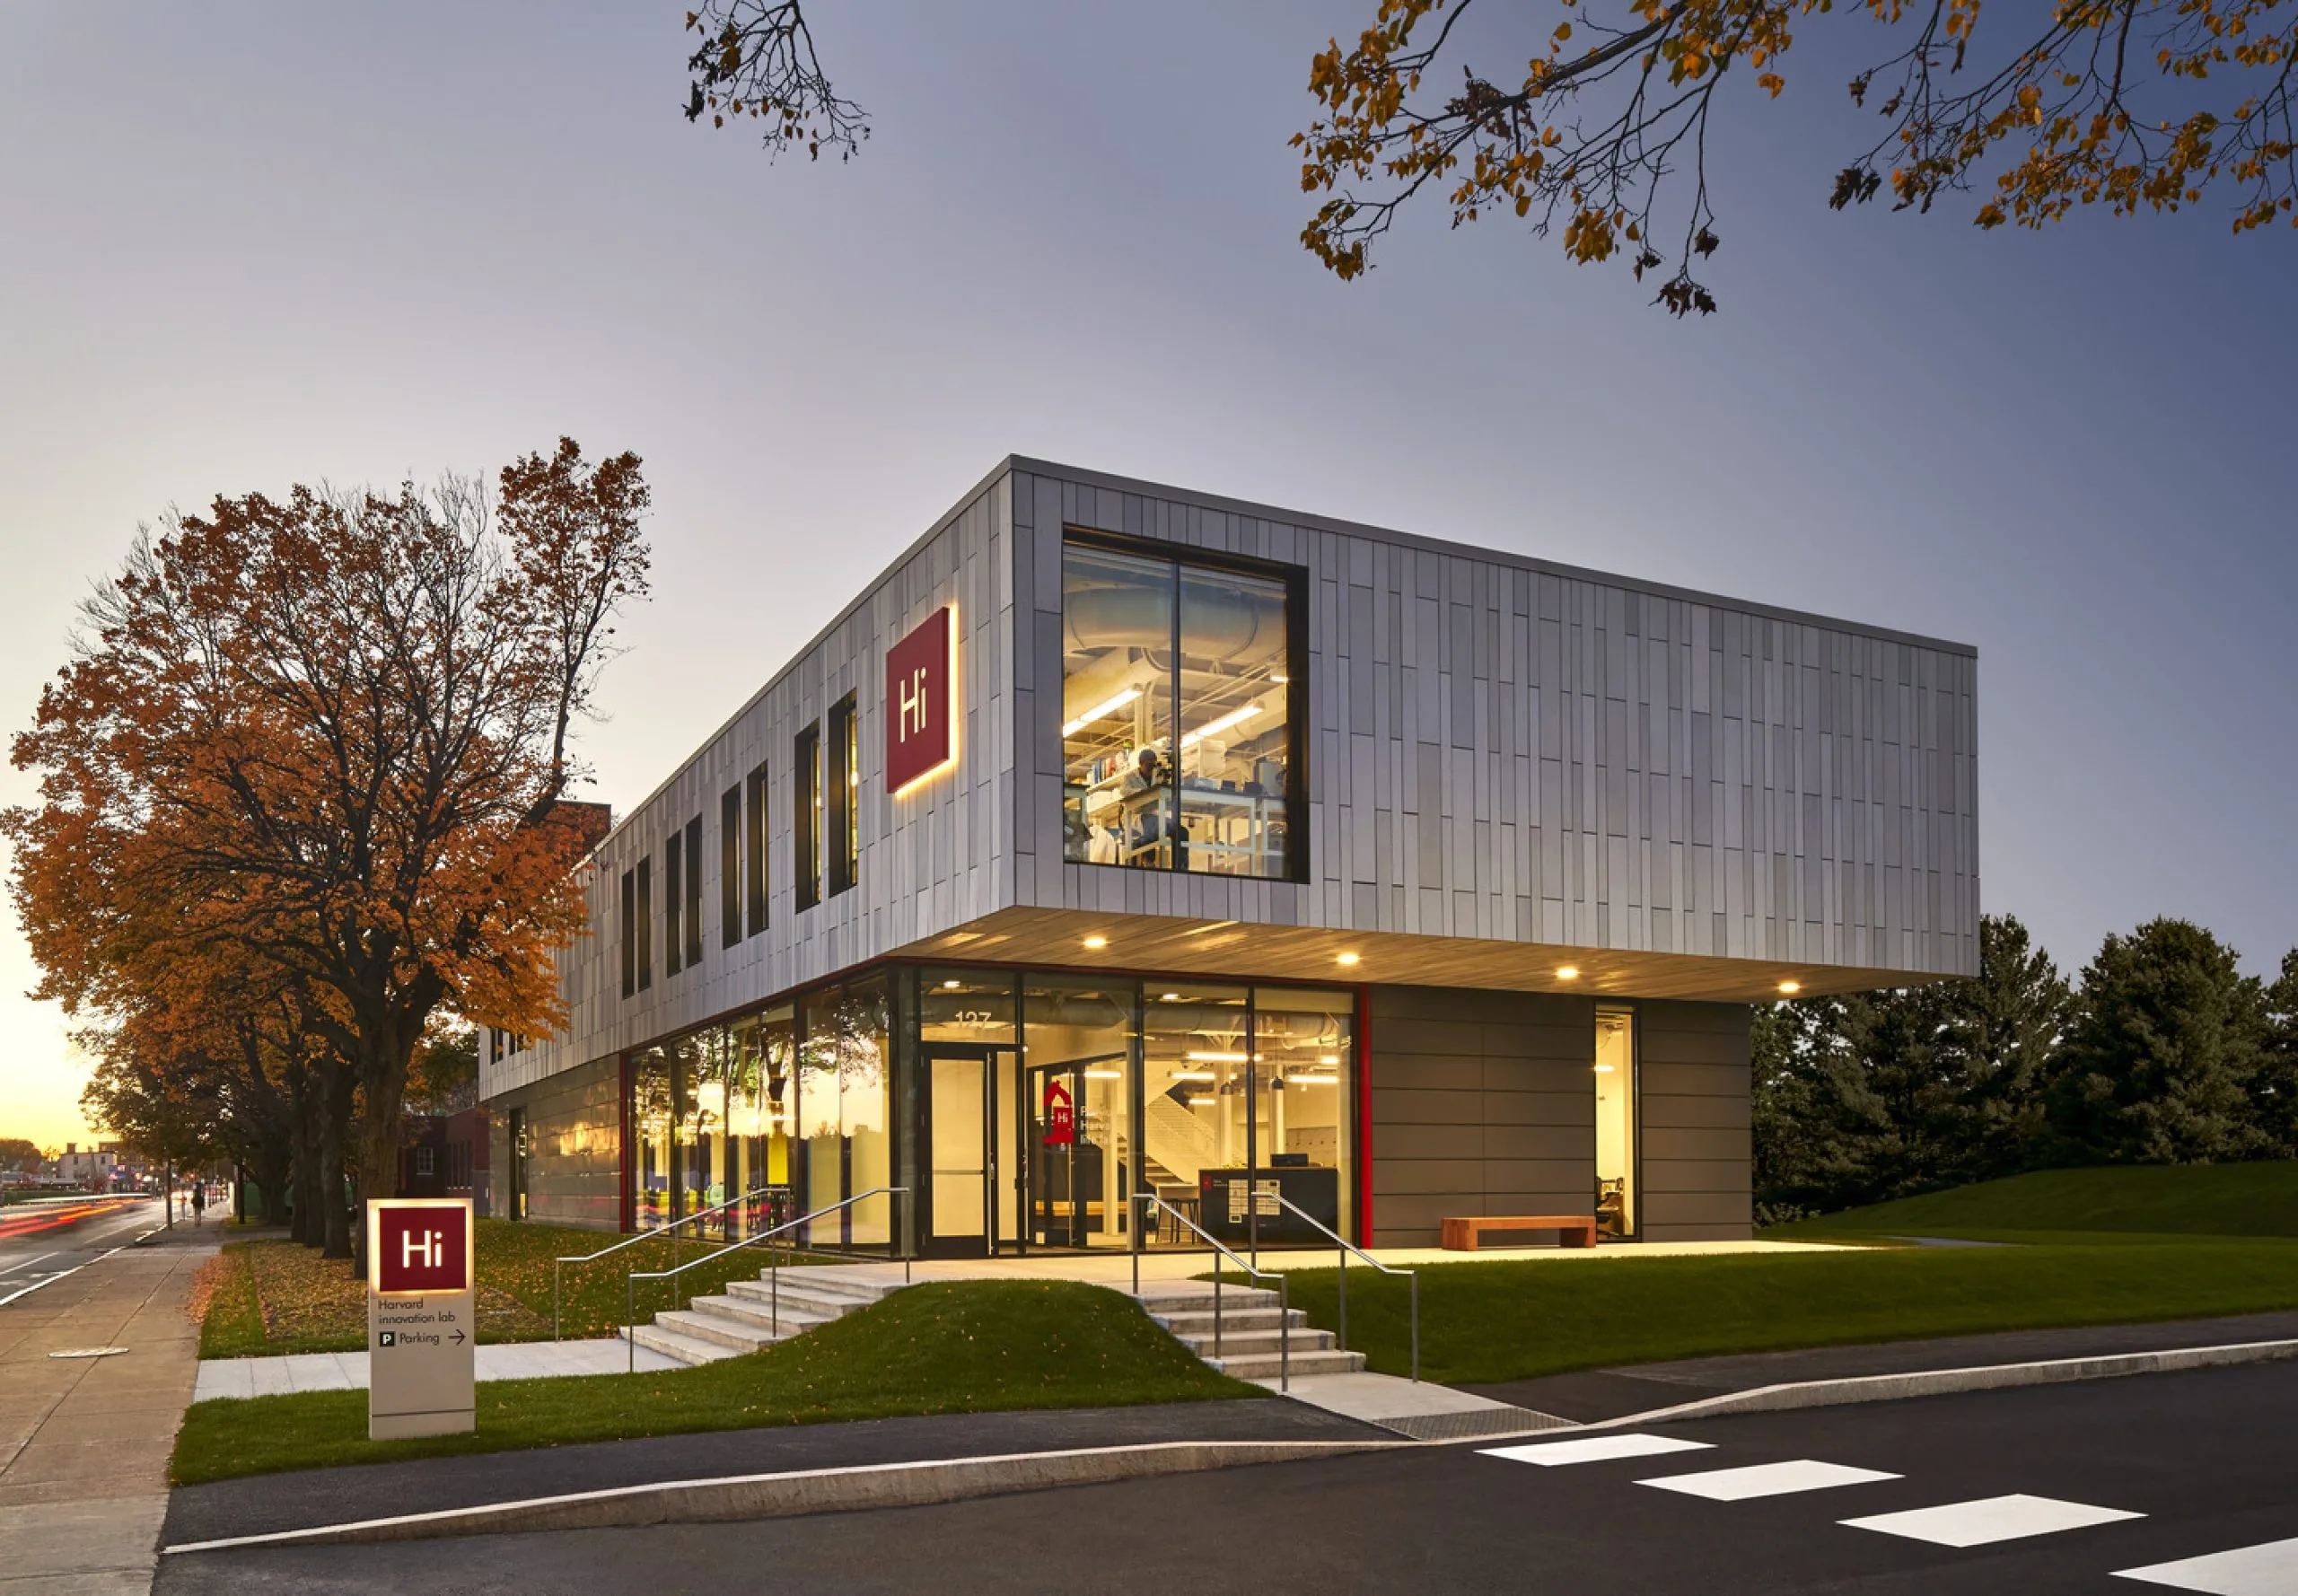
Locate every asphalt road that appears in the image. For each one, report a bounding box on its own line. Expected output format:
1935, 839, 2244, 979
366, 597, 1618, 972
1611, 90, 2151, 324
0, 1194, 167, 1306
157, 1359, 2298, 1594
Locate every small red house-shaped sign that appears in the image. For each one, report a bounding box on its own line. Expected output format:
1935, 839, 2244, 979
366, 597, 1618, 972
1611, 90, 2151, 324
1042, 1078, 1074, 1146
885, 606, 953, 794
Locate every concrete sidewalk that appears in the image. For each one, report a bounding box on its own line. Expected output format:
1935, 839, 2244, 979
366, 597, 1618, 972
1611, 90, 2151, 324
0, 1223, 215, 1595
192, 1337, 682, 1402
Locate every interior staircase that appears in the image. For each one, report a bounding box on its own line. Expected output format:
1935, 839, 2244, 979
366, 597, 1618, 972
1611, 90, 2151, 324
620, 1260, 1364, 1382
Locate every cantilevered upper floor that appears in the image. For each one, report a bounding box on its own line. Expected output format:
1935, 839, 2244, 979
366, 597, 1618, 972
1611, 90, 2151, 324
483, 457, 1977, 1099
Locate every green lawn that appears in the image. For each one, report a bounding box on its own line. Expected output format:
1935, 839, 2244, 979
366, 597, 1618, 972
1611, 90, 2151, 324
197, 1218, 847, 1358
1276, 1235, 2298, 1385
172, 1279, 1261, 1486
1767, 1162, 2298, 1241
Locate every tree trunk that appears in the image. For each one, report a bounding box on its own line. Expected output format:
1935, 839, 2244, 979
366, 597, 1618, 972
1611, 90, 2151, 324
290, 1069, 320, 1246
320, 1063, 356, 1260
255, 1129, 293, 1228
348, 1011, 423, 1276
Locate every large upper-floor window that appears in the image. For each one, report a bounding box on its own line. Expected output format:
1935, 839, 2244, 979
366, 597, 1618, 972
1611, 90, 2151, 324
682, 815, 704, 968
1060, 534, 1302, 880
663, 827, 685, 977
744, 761, 769, 934
721, 785, 741, 949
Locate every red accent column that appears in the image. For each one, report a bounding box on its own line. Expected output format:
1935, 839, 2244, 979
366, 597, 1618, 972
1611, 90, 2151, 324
1355, 984, 1373, 1248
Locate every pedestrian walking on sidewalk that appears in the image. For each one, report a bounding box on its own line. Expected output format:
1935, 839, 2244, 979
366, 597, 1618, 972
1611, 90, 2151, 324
191, 1183, 206, 1225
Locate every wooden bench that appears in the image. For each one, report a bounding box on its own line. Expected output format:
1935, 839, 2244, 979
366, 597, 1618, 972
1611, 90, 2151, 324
1441, 1215, 1599, 1250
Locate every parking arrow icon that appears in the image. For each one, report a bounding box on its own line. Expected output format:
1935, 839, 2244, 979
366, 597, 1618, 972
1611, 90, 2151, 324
450, 1329, 467, 1346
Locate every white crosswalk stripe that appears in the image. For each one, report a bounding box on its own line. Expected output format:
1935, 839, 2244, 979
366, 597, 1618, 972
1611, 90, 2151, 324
1841, 1494, 2145, 1548
2112, 1537, 2298, 1594
1637, 1460, 1901, 1502
1478, 1432, 1715, 1467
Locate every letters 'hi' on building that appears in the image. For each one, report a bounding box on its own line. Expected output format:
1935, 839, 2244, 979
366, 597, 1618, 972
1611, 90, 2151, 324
478, 460, 1977, 1255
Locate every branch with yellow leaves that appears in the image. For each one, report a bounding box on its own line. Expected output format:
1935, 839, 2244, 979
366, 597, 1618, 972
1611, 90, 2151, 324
684, 0, 868, 161
1296, 0, 2295, 316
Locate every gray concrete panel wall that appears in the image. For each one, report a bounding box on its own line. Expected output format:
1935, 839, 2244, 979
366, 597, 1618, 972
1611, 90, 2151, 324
1367, 984, 1597, 1247
1013, 462, 1978, 984
1636, 999, 1754, 1241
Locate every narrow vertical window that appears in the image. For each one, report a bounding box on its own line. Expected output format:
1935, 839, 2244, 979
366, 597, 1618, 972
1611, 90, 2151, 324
635, 855, 653, 990
683, 815, 703, 967
663, 829, 684, 976
619, 869, 636, 997
1595, 1006, 1638, 1240
745, 761, 769, 936
794, 723, 822, 910
721, 786, 741, 949
828, 693, 859, 895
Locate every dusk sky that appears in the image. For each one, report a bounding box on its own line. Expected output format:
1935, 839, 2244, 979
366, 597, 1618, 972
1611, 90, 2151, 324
2, 3, 2290, 1147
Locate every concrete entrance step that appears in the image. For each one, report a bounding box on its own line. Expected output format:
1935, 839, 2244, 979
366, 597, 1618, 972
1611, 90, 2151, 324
1153, 1307, 1303, 1337
1173, 1327, 1340, 1358
623, 1320, 741, 1366
1208, 1348, 1367, 1380
721, 1279, 876, 1323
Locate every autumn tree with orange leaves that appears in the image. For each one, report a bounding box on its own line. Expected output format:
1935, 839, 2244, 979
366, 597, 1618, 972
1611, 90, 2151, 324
8, 439, 650, 1261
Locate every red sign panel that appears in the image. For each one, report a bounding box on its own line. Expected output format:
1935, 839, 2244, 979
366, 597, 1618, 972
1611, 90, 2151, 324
885, 607, 953, 794
1042, 1078, 1074, 1146
372, 1203, 472, 1294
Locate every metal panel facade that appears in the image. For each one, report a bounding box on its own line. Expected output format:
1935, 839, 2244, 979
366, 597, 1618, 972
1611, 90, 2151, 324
484, 457, 1978, 1108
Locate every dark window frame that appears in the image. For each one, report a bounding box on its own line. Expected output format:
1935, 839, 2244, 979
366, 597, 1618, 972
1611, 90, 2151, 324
683, 815, 704, 968
636, 855, 653, 991
663, 829, 684, 977
828, 693, 859, 896
721, 786, 742, 949
794, 722, 823, 911
619, 869, 636, 997
745, 762, 769, 936
1059, 527, 1311, 884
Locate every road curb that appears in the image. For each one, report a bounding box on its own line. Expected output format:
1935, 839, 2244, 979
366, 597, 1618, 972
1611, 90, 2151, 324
1442, 1336, 2298, 1446
161, 1437, 1411, 1553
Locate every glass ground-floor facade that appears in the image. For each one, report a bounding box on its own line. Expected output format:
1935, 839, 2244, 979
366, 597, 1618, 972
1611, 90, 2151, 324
610, 960, 1363, 1256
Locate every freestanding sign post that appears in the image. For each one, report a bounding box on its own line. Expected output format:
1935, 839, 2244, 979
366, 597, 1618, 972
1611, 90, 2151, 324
366, 1197, 476, 1440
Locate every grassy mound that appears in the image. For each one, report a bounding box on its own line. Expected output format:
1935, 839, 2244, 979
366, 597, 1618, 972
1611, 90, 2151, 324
1280, 1236, 2298, 1385
196, 1218, 845, 1357
172, 1278, 1260, 1485
1769, 1162, 2298, 1241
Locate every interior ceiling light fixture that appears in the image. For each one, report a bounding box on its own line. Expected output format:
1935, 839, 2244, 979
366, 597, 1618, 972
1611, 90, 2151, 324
1188, 1095, 1216, 1106
941, 979, 961, 989
1555, 965, 1581, 980
1083, 934, 1109, 950
1777, 980, 1802, 995
1593, 1064, 1616, 1073
1169, 1069, 1215, 1082
1336, 951, 1361, 967
1061, 687, 1141, 739
1083, 1068, 1122, 1080
1318, 1054, 1341, 1065
1184, 1050, 1253, 1063
1160, 992, 1181, 1002
1291, 1074, 1338, 1084
1180, 704, 1259, 746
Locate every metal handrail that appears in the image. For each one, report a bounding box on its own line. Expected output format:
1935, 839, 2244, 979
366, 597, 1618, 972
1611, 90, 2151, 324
551, 1181, 790, 1342
1130, 1192, 1289, 1391
625, 1186, 910, 1372
1273, 1193, 1418, 1383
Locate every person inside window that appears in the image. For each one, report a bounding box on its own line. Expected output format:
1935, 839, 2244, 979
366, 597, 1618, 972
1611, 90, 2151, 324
1121, 747, 1168, 865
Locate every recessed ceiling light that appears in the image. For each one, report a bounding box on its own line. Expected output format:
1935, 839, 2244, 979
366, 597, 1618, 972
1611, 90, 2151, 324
1777, 980, 1802, 995
1556, 965, 1580, 980
942, 979, 961, 989
1083, 934, 1108, 950
1160, 992, 1180, 1002
1336, 951, 1360, 966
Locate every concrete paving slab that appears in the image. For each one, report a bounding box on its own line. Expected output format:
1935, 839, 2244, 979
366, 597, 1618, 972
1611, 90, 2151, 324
189, 1337, 685, 1403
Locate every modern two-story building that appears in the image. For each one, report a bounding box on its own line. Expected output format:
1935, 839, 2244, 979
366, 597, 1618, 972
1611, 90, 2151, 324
479, 458, 1978, 1255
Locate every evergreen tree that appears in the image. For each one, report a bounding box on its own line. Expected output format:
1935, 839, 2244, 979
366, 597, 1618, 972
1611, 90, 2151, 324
2047, 919, 2269, 1164
2251, 951, 2298, 1156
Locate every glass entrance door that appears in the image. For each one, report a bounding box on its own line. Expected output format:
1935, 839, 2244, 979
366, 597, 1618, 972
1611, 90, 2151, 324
922, 1046, 999, 1257
1025, 1062, 1092, 1248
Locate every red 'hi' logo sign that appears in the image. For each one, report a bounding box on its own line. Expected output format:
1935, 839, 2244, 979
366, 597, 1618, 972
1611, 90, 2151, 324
885, 607, 953, 794
373, 1204, 470, 1293
1042, 1078, 1074, 1146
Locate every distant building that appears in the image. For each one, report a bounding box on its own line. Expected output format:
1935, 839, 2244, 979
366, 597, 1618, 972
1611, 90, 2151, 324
400, 1109, 491, 1215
